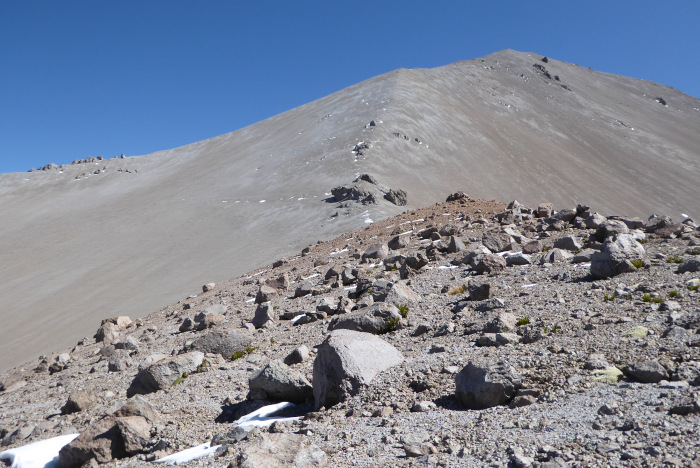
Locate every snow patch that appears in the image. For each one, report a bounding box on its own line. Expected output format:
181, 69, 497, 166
155, 442, 220, 465
0, 433, 79, 468
234, 402, 303, 429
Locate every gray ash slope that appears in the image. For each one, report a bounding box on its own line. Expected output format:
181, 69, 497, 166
1, 49, 699, 371
1, 195, 699, 467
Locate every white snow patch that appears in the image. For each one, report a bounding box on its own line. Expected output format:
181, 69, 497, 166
233, 402, 303, 429
398, 230, 413, 237
259, 200, 266, 203
290, 315, 306, 325
0, 433, 79, 468
298, 197, 307, 200
364, 219, 374, 224
302, 273, 320, 280
682, 213, 689, 218
522, 284, 538, 288
245, 298, 255, 303
155, 442, 220, 465
330, 249, 349, 256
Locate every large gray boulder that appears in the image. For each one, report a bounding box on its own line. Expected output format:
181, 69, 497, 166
248, 359, 313, 403
252, 304, 277, 329
313, 330, 403, 410
362, 243, 390, 262
327, 303, 402, 334
127, 351, 204, 397
481, 231, 515, 253
455, 360, 522, 409
190, 330, 253, 359
590, 234, 645, 279
235, 433, 327, 468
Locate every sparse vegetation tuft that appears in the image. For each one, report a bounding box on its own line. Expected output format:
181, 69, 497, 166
669, 290, 678, 298
397, 304, 409, 318
381, 317, 401, 334
516, 317, 530, 326
448, 285, 467, 296
667, 256, 684, 264
172, 372, 189, 386
631, 259, 644, 269
652, 296, 663, 304
642, 293, 652, 302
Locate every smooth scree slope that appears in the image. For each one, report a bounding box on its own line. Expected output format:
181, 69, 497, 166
1, 49, 698, 371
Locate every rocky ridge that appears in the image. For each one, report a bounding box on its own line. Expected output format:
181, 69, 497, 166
1, 194, 699, 467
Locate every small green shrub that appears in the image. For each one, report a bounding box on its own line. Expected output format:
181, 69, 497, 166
669, 290, 678, 298
603, 294, 616, 302
231, 351, 246, 360
172, 372, 189, 386
269, 338, 276, 344
652, 296, 663, 304
448, 285, 467, 296
667, 256, 684, 264
542, 245, 550, 252
397, 304, 409, 318
381, 317, 401, 334
516, 317, 530, 326
690, 285, 700, 291
196, 359, 209, 373
246, 346, 258, 354
642, 294, 652, 303
631, 259, 644, 269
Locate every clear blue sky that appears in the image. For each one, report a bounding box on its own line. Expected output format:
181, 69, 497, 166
1, 1, 698, 174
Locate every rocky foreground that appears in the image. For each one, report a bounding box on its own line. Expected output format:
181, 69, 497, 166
1, 192, 699, 467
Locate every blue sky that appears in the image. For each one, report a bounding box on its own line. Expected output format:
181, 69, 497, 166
1, 1, 698, 174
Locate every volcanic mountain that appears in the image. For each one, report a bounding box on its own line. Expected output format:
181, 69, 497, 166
1, 49, 698, 370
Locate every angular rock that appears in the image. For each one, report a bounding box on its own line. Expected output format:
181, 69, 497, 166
61, 391, 97, 415
455, 360, 522, 409
468, 280, 492, 301
114, 396, 162, 424
284, 345, 310, 365
590, 234, 645, 279
248, 359, 313, 403
362, 243, 389, 262
594, 220, 630, 242
328, 303, 401, 335
108, 349, 133, 372
678, 257, 700, 273
385, 188, 407, 206
554, 235, 582, 251
504, 252, 532, 266
539, 248, 573, 265
127, 351, 204, 397
94, 322, 121, 345
252, 304, 276, 329
521, 240, 543, 254
313, 330, 403, 410
388, 234, 410, 250
537, 203, 553, 218
623, 360, 669, 383
481, 231, 515, 253
585, 212, 607, 229
234, 433, 327, 467
115, 416, 151, 455
447, 236, 466, 253
474, 254, 506, 275
58, 416, 126, 466
191, 330, 253, 359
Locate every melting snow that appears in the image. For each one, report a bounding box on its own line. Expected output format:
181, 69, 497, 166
0, 433, 79, 468
302, 273, 320, 280
155, 442, 220, 465
330, 248, 349, 256
259, 200, 266, 203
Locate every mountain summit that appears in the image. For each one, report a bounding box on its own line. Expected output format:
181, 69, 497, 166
1, 49, 698, 370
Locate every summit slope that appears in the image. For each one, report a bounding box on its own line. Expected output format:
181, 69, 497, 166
0, 49, 699, 370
